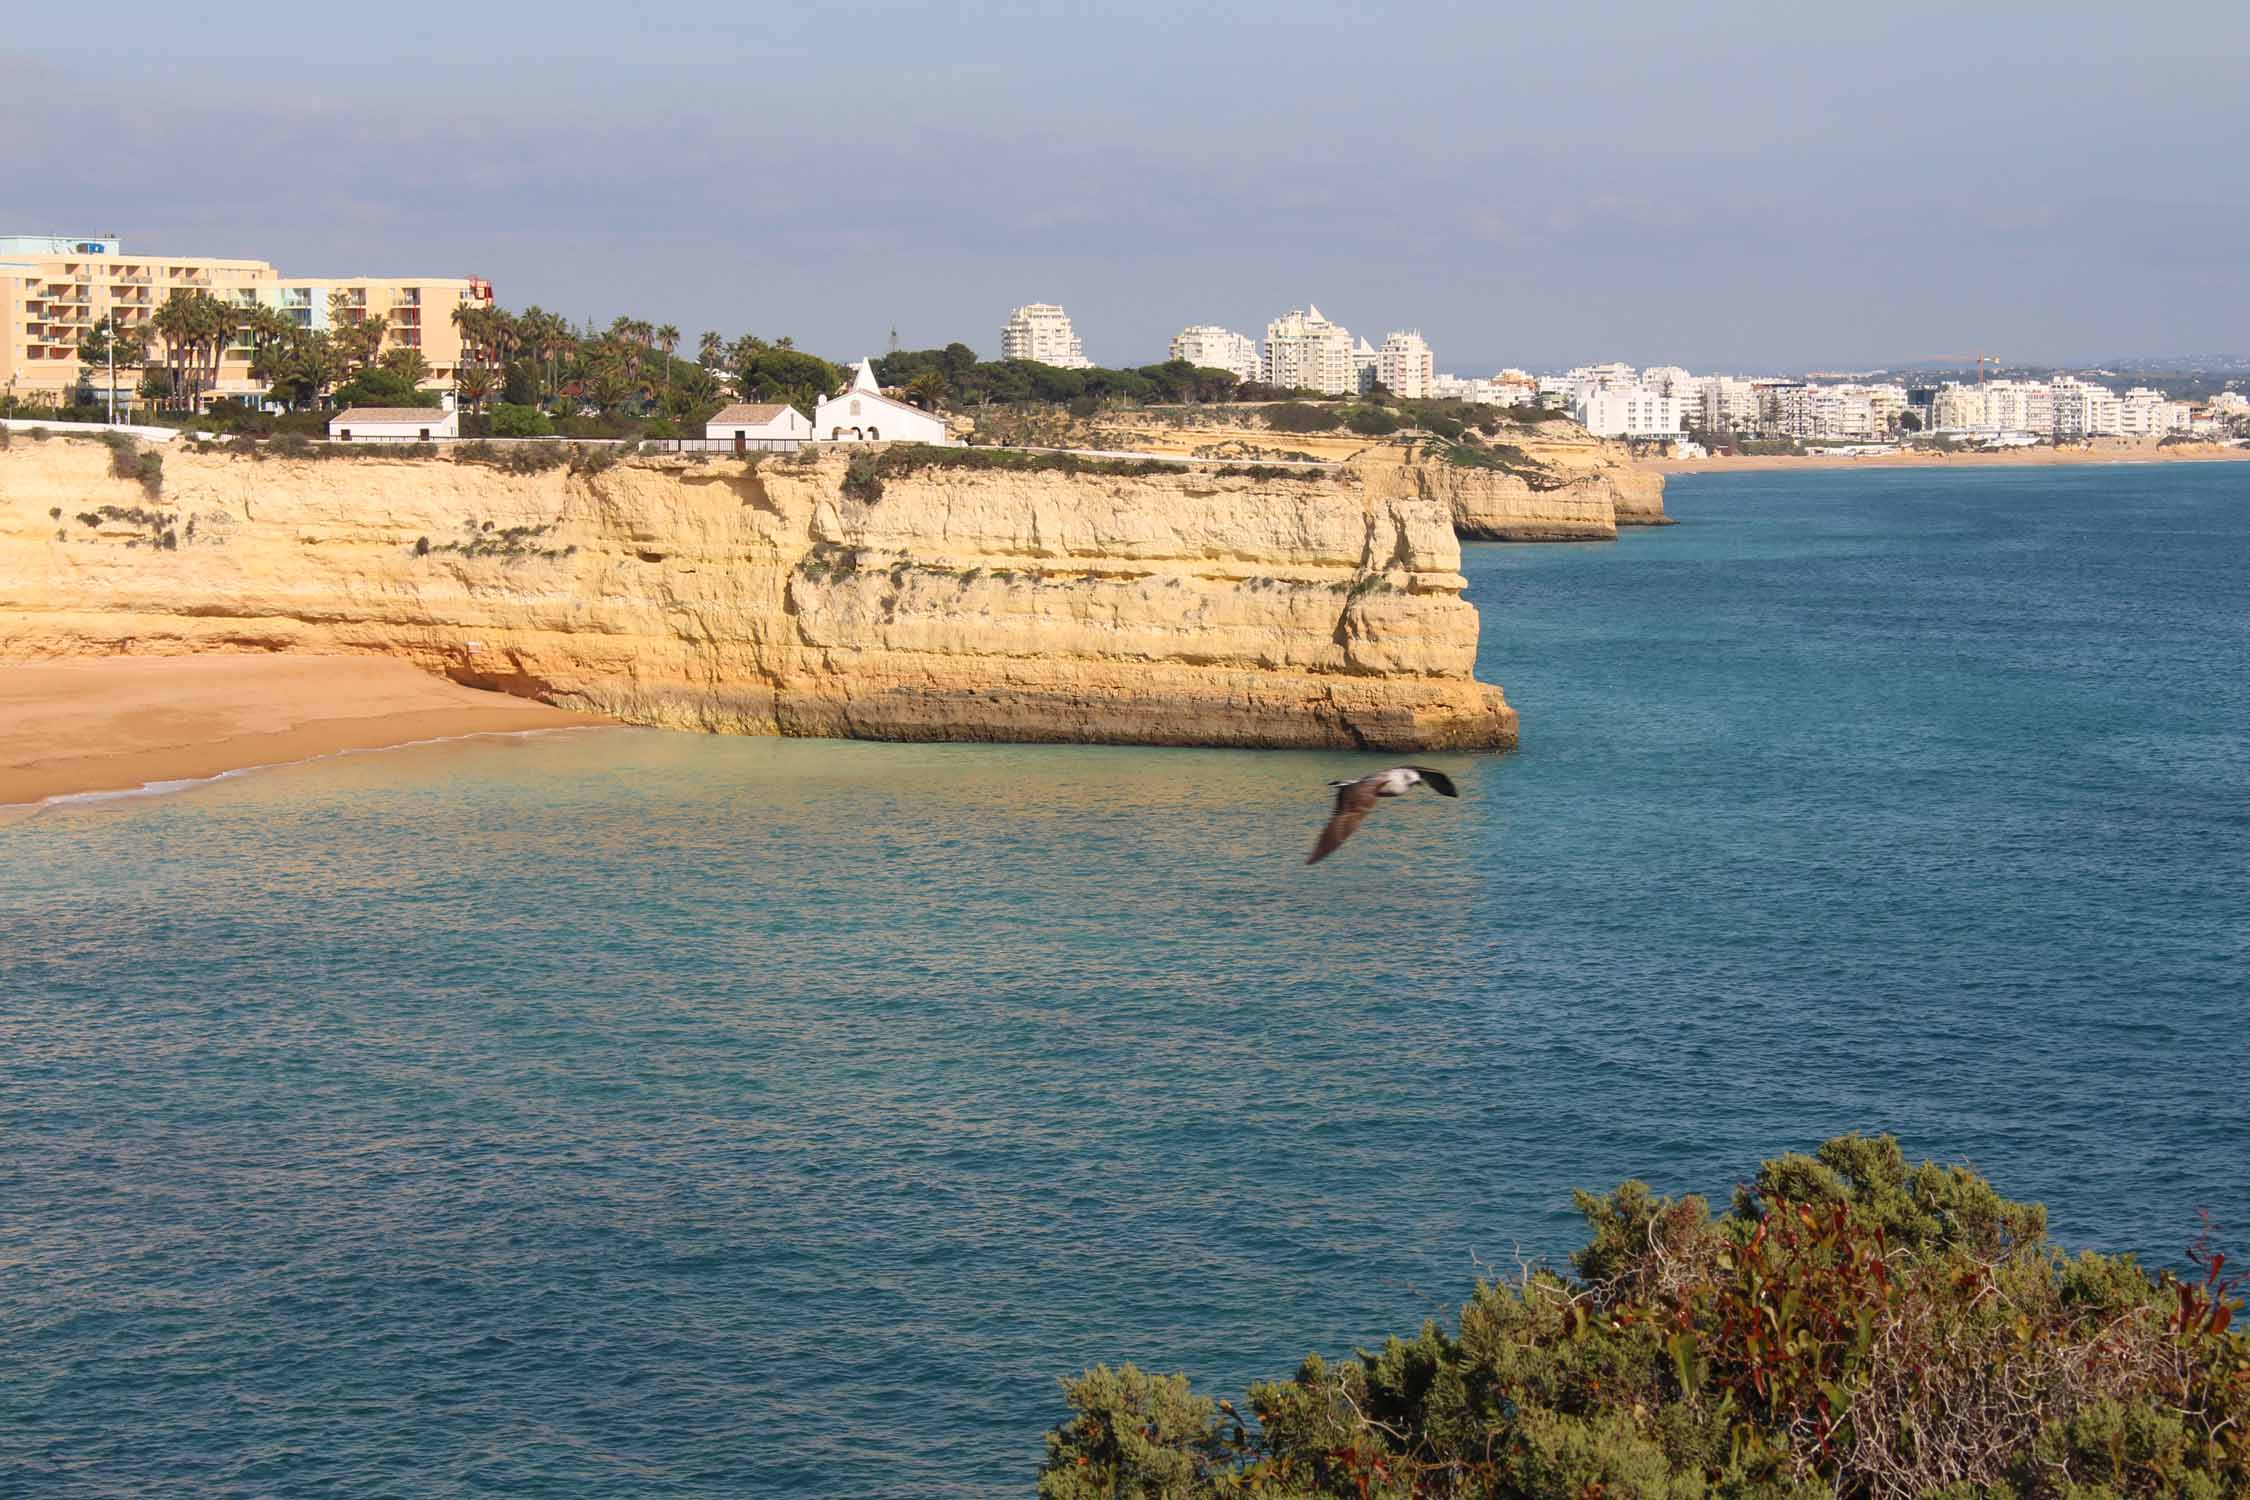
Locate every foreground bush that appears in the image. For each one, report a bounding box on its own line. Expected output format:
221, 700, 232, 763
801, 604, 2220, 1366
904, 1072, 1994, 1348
1040, 1136, 2248, 1499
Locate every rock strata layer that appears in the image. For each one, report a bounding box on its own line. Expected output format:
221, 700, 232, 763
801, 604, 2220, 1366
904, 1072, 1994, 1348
0, 443, 1516, 751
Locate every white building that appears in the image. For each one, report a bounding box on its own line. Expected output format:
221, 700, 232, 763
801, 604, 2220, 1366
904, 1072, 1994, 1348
1696, 377, 1758, 431
1493, 369, 1541, 406
2117, 387, 2192, 437
999, 303, 1090, 369
814, 359, 952, 445
2050, 377, 2120, 439
1431, 373, 1501, 404
1378, 330, 1434, 399
1168, 325, 1260, 383
1770, 383, 1910, 440
1578, 386, 1682, 438
329, 406, 457, 442
1352, 338, 1381, 394
705, 401, 812, 451
1262, 305, 1357, 395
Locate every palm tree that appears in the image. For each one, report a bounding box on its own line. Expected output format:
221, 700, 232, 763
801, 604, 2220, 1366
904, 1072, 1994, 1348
381, 346, 433, 389
904, 371, 950, 412
698, 330, 725, 369
668, 364, 721, 422
519, 306, 574, 402
655, 324, 680, 403
584, 363, 634, 418
456, 364, 496, 414
151, 293, 200, 410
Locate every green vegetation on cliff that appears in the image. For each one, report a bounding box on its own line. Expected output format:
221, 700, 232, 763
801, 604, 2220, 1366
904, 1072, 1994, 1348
1039, 1136, 2249, 1499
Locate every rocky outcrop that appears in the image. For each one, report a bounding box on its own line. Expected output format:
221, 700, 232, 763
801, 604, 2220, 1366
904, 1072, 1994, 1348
1371, 462, 1619, 542
1094, 410, 1670, 539
1606, 464, 1672, 526
0, 442, 1515, 751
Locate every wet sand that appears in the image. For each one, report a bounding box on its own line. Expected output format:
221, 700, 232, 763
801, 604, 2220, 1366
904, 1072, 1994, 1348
0, 654, 610, 806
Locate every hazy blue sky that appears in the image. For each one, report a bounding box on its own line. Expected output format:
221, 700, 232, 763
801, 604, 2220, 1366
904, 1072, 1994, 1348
7, 1, 2246, 371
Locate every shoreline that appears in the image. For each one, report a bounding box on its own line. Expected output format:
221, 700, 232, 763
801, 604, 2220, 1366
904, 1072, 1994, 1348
0, 655, 611, 808
1640, 442, 2249, 476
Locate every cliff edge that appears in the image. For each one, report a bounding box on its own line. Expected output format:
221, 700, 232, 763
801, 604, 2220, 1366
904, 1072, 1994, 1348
0, 442, 1516, 751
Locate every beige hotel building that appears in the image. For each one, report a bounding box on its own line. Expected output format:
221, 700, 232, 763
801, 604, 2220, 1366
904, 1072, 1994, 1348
0, 234, 494, 408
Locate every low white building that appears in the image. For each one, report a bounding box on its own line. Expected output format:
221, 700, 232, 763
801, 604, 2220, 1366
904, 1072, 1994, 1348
814, 359, 952, 445
329, 406, 458, 442
704, 401, 811, 451
1578, 386, 1682, 438
1168, 325, 1260, 383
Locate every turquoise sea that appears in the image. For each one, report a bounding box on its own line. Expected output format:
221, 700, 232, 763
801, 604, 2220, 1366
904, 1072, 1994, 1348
5, 463, 2248, 1497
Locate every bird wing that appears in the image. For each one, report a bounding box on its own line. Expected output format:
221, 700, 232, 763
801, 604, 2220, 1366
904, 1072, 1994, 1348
1308, 778, 1384, 864
1404, 766, 1460, 797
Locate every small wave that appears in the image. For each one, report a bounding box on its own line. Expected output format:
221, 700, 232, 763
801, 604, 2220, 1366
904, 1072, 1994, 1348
7, 725, 624, 814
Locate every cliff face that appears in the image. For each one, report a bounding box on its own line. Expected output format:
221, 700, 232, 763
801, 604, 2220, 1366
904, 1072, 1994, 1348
0, 442, 1515, 751
1089, 410, 1670, 539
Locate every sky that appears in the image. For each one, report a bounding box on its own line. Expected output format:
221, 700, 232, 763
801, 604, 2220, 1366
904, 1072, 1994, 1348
6, 0, 2247, 373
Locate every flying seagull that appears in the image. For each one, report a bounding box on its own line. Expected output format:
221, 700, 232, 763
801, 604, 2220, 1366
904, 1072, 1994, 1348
1307, 766, 1460, 864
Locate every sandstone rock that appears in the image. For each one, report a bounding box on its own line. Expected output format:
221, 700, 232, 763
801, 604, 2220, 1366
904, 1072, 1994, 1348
0, 443, 1516, 752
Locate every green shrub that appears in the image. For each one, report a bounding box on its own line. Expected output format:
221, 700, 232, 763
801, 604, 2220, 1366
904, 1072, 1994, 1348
136, 451, 163, 496
1262, 401, 1341, 433
1041, 1134, 2250, 1500
489, 403, 554, 438
1342, 406, 1400, 436
841, 450, 885, 502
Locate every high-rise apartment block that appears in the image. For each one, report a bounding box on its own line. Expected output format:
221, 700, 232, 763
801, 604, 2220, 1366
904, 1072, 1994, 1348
1000, 303, 1091, 368
1262, 306, 1357, 395
0, 234, 493, 408
1168, 325, 1260, 382
1378, 331, 1434, 399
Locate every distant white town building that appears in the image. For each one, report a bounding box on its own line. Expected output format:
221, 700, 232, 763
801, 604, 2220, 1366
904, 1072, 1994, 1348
1353, 338, 1382, 394
705, 401, 812, 451
1262, 305, 1357, 395
1378, 331, 1434, 399
1000, 303, 1091, 369
1696, 378, 1758, 430
329, 406, 458, 442
2045, 378, 2114, 438
1168, 325, 1261, 383
1578, 386, 1683, 438
814, 359, 952, 445
2117, 387, 2192, 437
1431, 373, 1501, 404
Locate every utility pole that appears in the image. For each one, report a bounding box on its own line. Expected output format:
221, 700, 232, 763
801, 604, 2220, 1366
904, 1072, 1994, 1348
107, 314, 117, 425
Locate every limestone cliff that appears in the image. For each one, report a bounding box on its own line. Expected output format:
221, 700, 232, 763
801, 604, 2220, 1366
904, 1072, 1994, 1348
0, 442, 1515, 751
1086, 409, 1671, 539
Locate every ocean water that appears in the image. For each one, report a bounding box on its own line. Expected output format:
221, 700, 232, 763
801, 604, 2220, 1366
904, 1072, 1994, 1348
4, 462, 2247, 1497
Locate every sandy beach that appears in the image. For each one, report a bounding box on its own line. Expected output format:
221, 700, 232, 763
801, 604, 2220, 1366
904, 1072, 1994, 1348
0, 654, 610, 806
1641, 439, 2250, 476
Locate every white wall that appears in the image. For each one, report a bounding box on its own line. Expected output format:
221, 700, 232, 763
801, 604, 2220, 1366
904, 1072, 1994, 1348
813, 393, 949, 445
